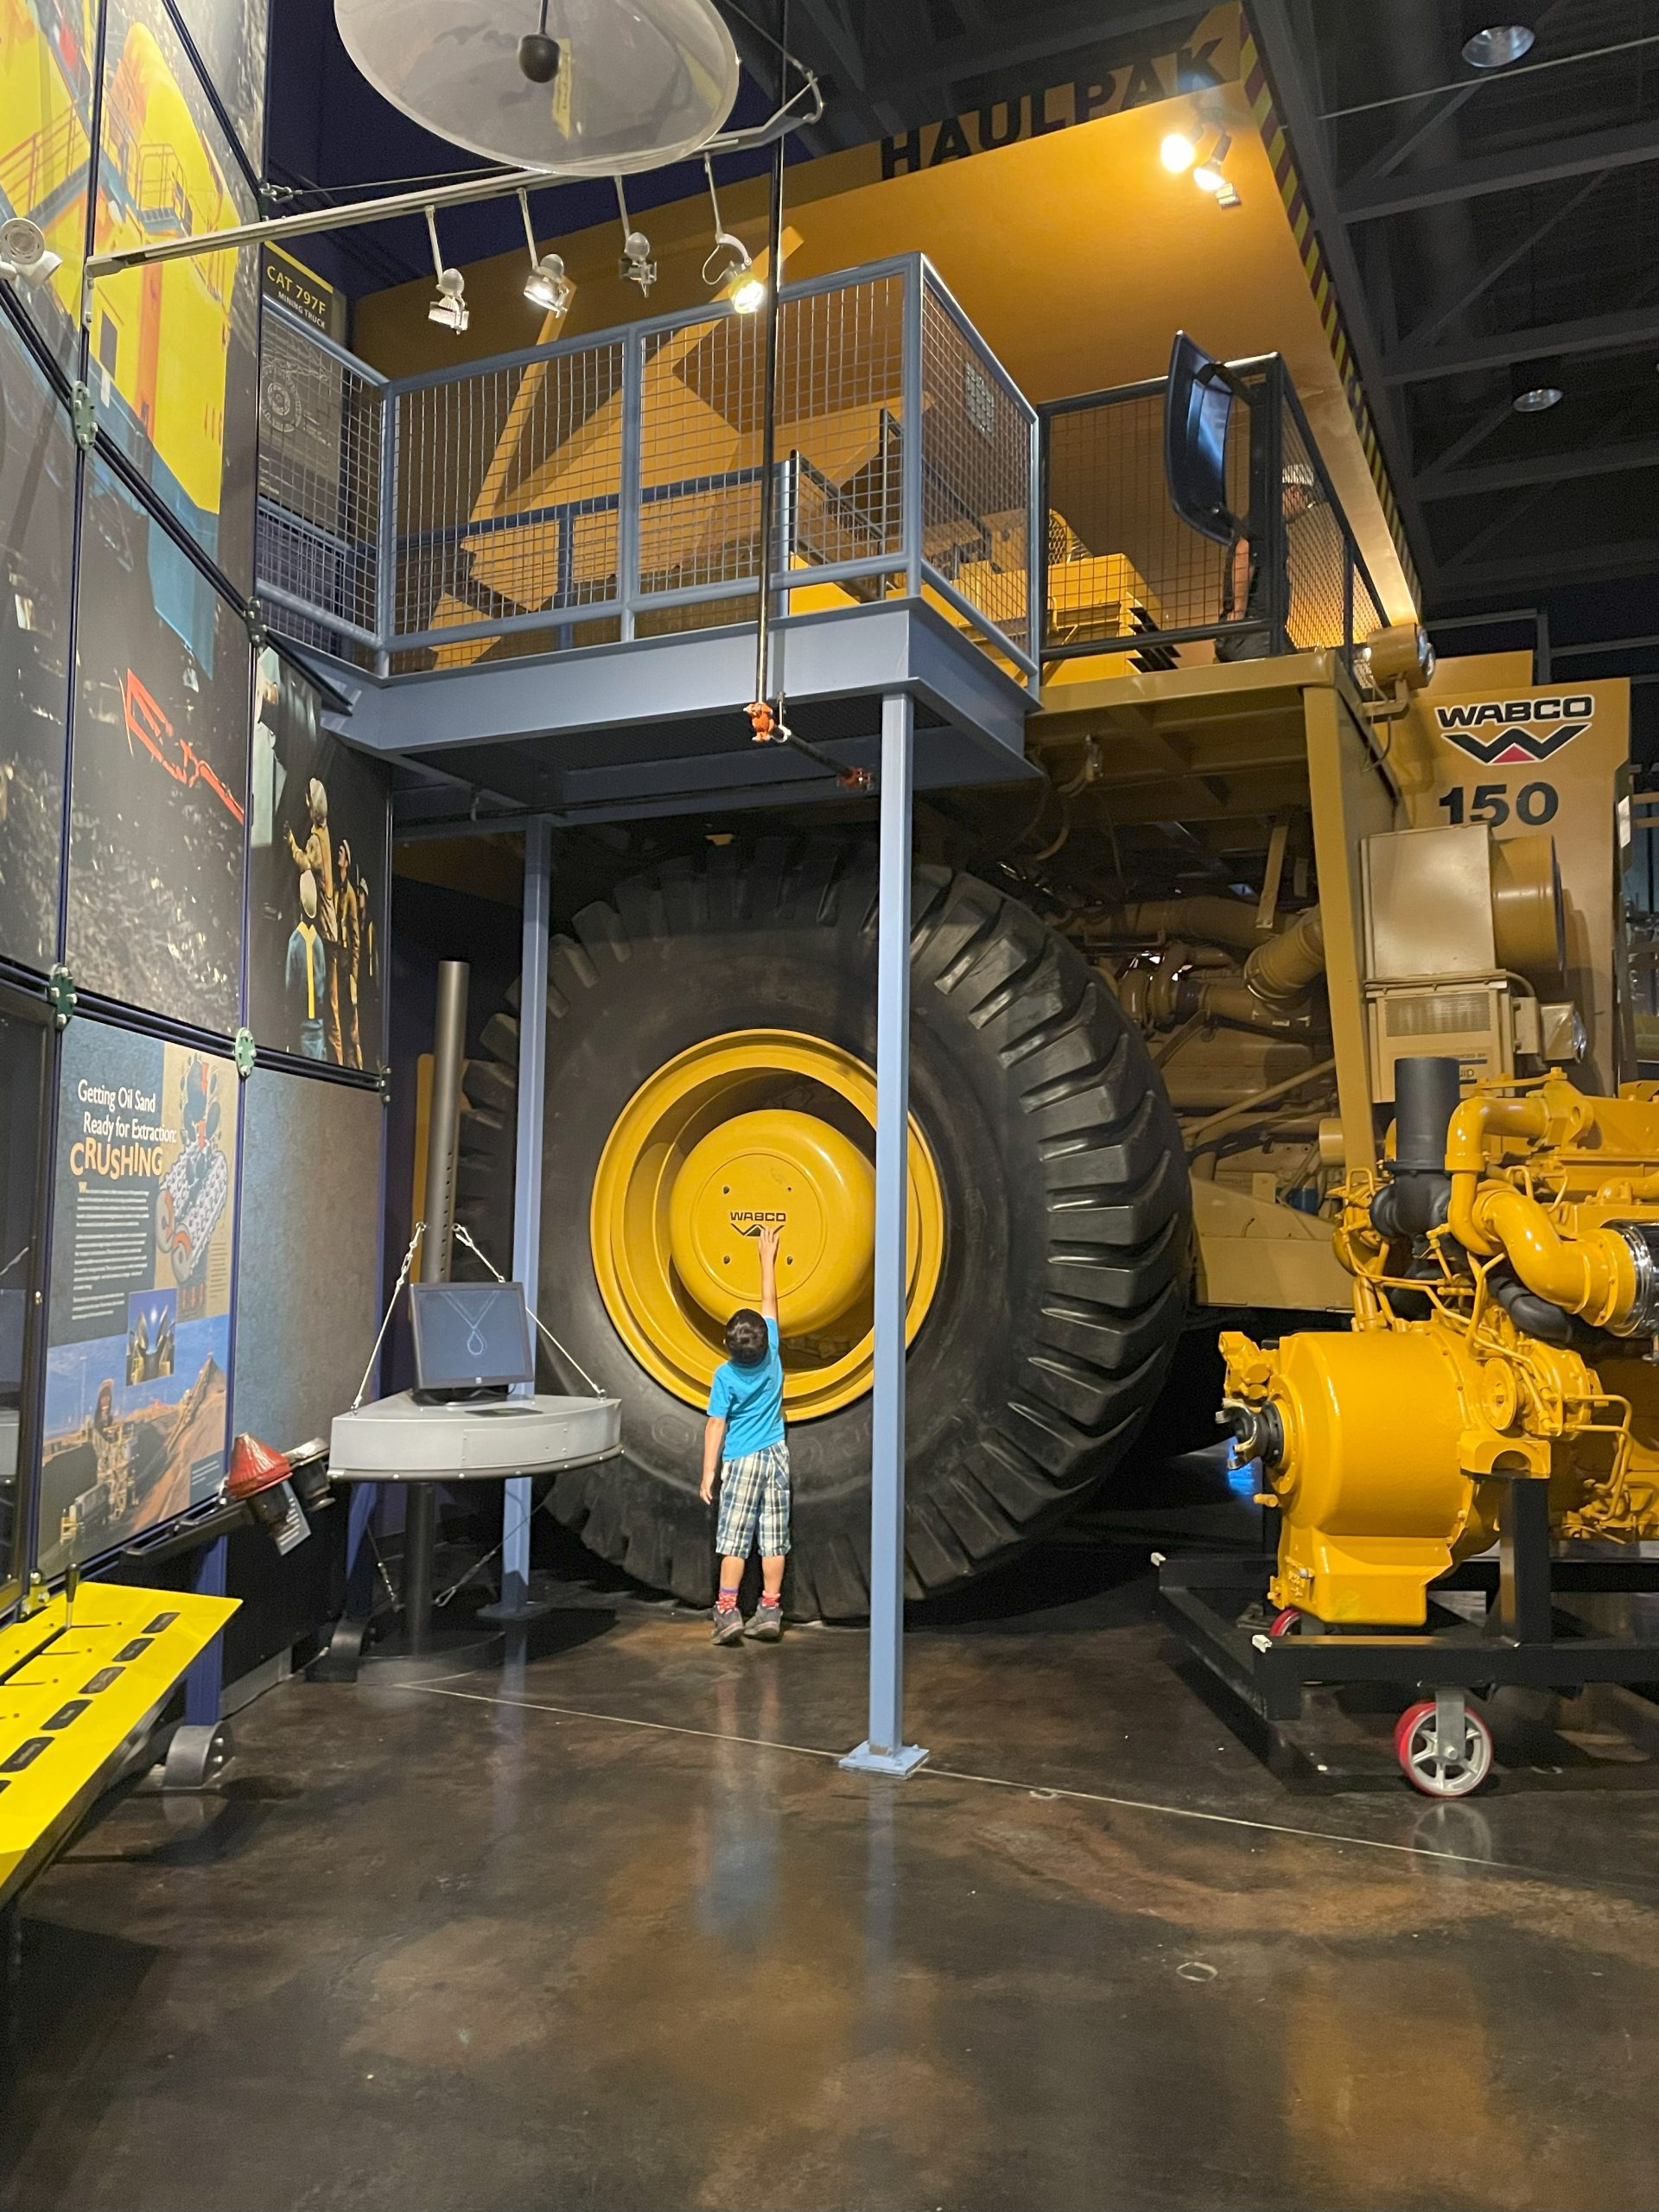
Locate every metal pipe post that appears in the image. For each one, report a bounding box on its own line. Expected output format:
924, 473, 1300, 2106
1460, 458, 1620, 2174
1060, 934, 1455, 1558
751, 125, 787, 710
482, 824, 552, 1623
841, 693, 926, 1778
405, 960, 468, 1650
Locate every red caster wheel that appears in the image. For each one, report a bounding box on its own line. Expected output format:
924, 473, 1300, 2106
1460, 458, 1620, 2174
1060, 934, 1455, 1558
1394, 1698, 1493, 1798
1266, 1606, 1302, 1637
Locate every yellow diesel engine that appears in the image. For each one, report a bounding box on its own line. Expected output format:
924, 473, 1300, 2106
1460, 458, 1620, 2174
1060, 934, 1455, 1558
1222, 1057, 1659, 1628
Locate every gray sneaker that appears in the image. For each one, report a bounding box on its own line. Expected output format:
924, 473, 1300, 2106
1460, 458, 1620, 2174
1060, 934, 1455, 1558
744, 1600, 783, 1642
711, 1606, 745, 1646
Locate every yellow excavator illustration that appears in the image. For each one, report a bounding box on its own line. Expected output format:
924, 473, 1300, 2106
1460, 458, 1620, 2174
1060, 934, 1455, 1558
1, 0, 240, 553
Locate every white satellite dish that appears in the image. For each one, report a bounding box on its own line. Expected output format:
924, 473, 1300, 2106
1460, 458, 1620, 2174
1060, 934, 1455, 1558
334, 0, 742, 175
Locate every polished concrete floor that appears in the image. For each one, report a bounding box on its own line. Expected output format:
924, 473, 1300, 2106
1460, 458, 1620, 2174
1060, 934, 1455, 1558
6, 1547, 1659, 2212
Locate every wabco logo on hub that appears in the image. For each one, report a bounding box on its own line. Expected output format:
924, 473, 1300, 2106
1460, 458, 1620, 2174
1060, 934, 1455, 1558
730, 1209, 786, 1235
1435, 695, 1595, 766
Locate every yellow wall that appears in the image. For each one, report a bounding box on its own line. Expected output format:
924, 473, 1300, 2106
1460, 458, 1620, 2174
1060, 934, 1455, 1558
353, 53, 1415, 620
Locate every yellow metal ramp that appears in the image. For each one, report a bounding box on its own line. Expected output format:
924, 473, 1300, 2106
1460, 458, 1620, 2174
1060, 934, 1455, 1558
0, 1584, 238, 1904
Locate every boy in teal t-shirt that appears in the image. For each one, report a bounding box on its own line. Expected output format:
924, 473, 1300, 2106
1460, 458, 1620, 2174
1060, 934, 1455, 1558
700, 1223, 788, 1643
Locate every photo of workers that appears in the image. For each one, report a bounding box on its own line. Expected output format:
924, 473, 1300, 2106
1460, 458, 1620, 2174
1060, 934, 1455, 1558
92, 0, 262, 591
39, 1022, 237, 1577
0, 0, 95, 371
0, 308, 76, 974
66, 454, 251, 1038
248, 648, 388, 1073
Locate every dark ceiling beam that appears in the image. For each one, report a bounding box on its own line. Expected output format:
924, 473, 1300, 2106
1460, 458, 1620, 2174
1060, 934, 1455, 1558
1400, 172, 1605, 353
1382, 302, 1659, 382
1341, 118, 1659, 221
1242, 0, 1433, 591
790, 0, 868, 87
1333, 0, 1573, 197
1419, 435, 1659, 500
1431, 535, 1659, 594
1421, 397, 1516, 476
860, 0, 1195, 105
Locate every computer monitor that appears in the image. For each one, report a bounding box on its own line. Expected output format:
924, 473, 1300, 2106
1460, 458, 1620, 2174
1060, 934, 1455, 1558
409, 1280, 535, 1395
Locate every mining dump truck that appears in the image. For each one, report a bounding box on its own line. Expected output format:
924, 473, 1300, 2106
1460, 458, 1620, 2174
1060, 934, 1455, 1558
446, 327, 1639, 1618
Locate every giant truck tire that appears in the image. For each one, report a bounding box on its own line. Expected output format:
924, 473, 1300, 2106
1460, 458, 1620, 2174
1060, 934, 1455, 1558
455, 839, 1191, 1616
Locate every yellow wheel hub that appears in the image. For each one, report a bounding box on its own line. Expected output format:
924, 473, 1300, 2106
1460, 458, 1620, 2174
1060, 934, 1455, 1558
591, 1029, 944, 1421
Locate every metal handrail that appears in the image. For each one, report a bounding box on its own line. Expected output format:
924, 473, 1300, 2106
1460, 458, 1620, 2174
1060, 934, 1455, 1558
255, 256, 1043, 691
1034, 351, 1384, 672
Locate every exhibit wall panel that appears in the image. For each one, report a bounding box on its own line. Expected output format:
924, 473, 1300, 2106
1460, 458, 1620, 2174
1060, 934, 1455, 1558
67, 454, 250, 1036
0, 0, 97, 374
92, 0, 261, 593
169, 0, 268, 170
248, 650, 391, 1075
0, 990, 54, 1610
39, 1015, 238, 1575
232, 1066, 384, 1450
0, 307, 76, 976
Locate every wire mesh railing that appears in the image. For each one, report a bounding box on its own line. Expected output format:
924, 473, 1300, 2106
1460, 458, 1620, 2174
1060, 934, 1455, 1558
1039, 355, 1387, 674
257, 309, 384, 658
254, 258, 1039, 687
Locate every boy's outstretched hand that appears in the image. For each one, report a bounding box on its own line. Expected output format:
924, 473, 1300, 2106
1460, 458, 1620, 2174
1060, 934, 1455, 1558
757, 1220, 781, 1319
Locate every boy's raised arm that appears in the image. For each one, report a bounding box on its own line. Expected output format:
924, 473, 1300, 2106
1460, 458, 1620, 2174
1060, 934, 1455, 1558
758, 1222, 781, 1322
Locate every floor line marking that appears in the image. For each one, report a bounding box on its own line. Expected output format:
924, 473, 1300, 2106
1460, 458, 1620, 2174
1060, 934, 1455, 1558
390, 1679, 1559, 1878
398, 1679, 844, 1763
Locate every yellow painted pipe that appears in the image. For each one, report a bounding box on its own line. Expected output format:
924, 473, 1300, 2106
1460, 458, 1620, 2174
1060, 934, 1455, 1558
1444, 1089, 1637, 1329
1465, 1182, 1634, 1331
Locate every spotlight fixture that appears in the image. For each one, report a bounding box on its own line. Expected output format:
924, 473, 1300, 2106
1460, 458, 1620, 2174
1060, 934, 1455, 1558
1460, 15, 1535, 68
0, 216, 61, 288
701, 156, 765, 313
1510, 356, 1563, 413
518, 190, 574, 316
425, 208, 468, 334
613, 178, 655, 295
1160, 130, 1198, 173
1192, 132, 1231, 191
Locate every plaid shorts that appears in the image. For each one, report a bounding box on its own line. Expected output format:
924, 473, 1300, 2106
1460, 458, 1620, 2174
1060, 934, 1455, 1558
715, 1441, 791, 1558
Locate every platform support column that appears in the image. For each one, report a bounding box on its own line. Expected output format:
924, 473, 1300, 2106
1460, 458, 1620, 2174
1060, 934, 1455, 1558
842, 692, 927, 1780
485, 818, 553, 1624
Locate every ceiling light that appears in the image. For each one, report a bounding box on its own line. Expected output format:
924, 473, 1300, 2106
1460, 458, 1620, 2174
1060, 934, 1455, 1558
1160, 130, 1198, 173
1510, 356, 1563, 412
0, 216, 61, 288
518, 190, 574, 316
1460, 19, 1535, 68
1193, 131, 1231, 191
702, 156, 764, 313
614, 177, 655, 295
524, 253, 574, 315
425, 207, 468, 334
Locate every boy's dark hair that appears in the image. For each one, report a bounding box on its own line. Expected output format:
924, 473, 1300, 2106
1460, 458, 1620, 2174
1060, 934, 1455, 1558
723, 1307, 769, 1367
